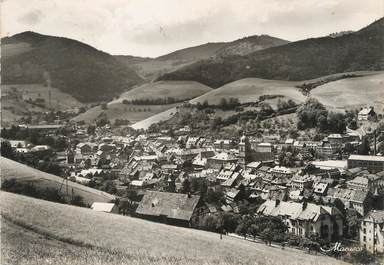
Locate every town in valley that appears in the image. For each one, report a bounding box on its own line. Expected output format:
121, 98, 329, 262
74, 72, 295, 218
1, 2, 384, 265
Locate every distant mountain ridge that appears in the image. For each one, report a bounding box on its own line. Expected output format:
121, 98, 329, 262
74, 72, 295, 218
116, 35, 289, 81
158, 18, 384, 88
2, 31, 142, 102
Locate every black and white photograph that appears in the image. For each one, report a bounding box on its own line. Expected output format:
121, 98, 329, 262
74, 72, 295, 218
1, 0, 384, 264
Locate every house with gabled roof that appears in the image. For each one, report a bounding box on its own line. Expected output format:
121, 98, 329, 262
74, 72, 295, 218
257, 200, 344, 241
358, 107, 376, 121
135, 191, 201, 227
326, 187, 372, 216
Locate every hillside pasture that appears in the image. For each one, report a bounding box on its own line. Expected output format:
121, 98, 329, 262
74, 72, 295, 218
311, 72, 384, 111
73, 81, 211, 125
190, 78, 306, 106
1, 191, 347, 265
131, 107, 177, 130
0, 157, 115, 205
73, 102, 179, 125
1, 83, 85, 126
111, 81, 212, 104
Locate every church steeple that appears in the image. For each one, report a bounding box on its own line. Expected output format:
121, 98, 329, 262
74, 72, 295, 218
238, 132, 250, 167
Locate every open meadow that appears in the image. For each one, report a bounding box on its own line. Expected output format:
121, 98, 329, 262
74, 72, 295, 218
1, 191, 348, 265
1, 84, 85, 126
311, 72, 384, 111
110, 81, 212, 104
0, 157, 115, 205
190, 78, 306, 106
73, 81, 211, 125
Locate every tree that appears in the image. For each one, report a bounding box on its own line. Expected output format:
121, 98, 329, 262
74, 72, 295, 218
1, 141, 15, 160
87, 125, 96, 135
297, 98, 328, 130
181, 178, 191, 193
248, 224, 260, 240
218, 212, 239, 233
220, 98, 228, 109
200, 214, 220, 232
211, 117, 223, 129
345, 209, 360, 239
101, 180, 117, 194
206, 188, 224, 204
235, 222, 249, 239
327, 112, 347, 134
260, 228, 274, 245
101, 103, 108, 110
359, 137, 370, 155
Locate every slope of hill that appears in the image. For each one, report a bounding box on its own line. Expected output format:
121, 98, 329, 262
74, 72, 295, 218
112, 81, 212, 103
311, 71, 384, 110
72, 102, 179, 125
2, 31, 142, 102
215, 35, 289, 57
1, 83, 85, 126
190, 78, 306, 106
157, 42, 227, 61
73, 81, 211, 124
158, 18, 384, 87
1, 191, 347, 265
131, 107, 177, 130
0, 157, 115, 204
131, 71, 381, 130
118, 35, 288, 81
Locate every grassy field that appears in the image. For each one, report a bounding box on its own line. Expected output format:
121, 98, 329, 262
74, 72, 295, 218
72, 102, 179, 125
110, 81, 212, 103
131, 107, 177, 130
189, 78, 306, 107
131, 71, 383, 129
0, 157, 115, 205
1, 83, 85, 126
73, 81, 211, 125
311, 72, 384, 111
1, 191, 347, 265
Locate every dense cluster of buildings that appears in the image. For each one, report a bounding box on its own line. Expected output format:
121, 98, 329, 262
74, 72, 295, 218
4, 122, 384, 254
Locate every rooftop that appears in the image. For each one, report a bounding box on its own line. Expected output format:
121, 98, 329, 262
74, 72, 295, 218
135, 191, 200, 221
348, 155, 384, 162
91, 202, 116, 212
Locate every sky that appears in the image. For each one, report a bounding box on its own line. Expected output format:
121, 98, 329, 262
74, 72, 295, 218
1, 0, 383, 57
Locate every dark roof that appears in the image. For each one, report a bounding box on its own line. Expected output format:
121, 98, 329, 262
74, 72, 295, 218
135, 191, 200, 221
25, 124, 64, 129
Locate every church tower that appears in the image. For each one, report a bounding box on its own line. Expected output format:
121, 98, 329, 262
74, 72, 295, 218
238, 133, 251, 167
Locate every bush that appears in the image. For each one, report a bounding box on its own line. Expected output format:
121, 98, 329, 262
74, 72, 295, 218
101, 103, 108, 110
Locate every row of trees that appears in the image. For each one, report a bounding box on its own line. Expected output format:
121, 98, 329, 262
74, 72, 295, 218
198, 213, 288, 245
122, 97, 188, 105
194, 98, 241, 111
277, 99, 297, 111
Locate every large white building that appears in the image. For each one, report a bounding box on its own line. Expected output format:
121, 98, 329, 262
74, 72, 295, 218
258, 200, 344, 241
348, 155, 384, 173
360, 210, 384, 253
